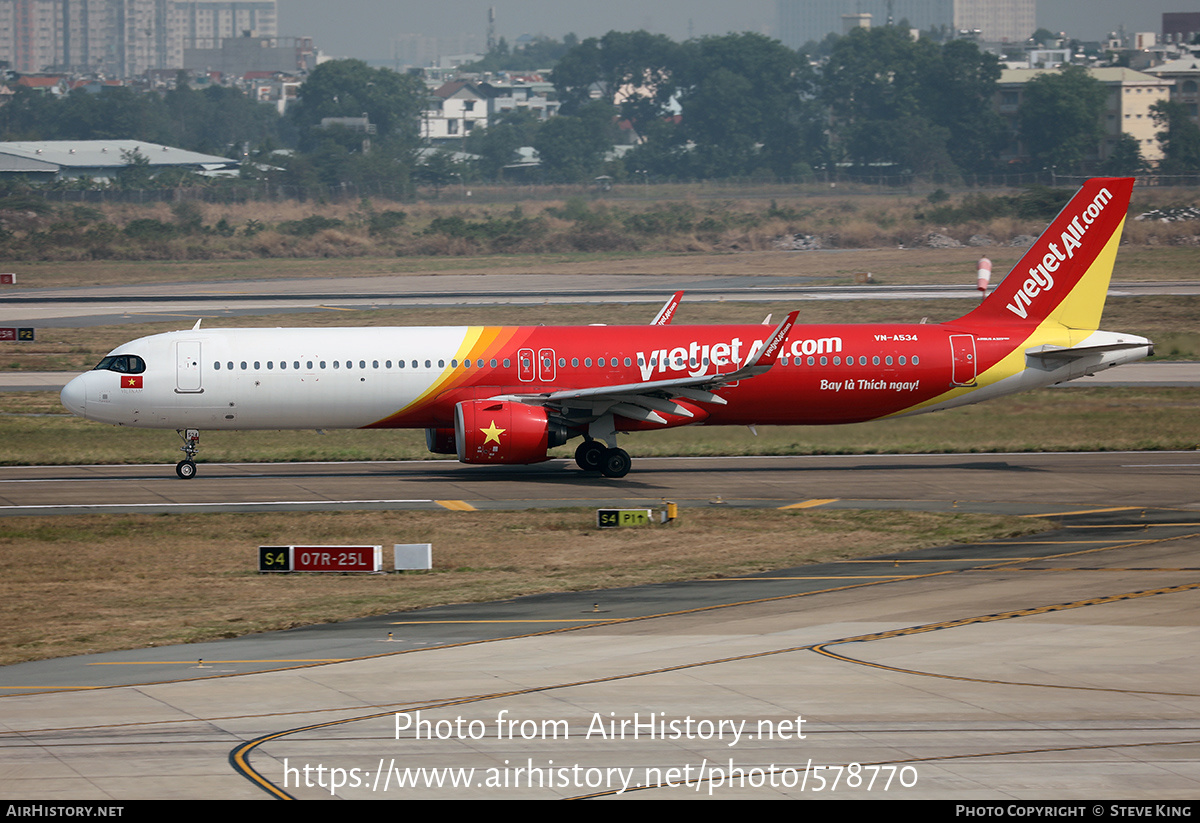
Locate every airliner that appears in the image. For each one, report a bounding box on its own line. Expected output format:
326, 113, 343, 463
60, 177, 1151, 480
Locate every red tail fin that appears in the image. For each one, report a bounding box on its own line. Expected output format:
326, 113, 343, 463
961, 178, 1133, 330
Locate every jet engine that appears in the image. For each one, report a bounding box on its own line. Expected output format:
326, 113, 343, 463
454, 399, 568, 464
425, 427, 457, 455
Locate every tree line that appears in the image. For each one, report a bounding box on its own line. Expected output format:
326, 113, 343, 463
1, 27, 1198, 193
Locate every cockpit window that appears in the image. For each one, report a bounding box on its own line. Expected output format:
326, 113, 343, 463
93, 355, 146, 374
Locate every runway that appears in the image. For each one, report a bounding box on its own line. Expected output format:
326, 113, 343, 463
3, 274, 1198, 326
3, 268, 1200, 799
2, 451, 1199, 517
2, 453, 1200, 799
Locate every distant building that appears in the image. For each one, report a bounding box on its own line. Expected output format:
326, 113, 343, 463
422, 80, 488, 142
0, 140, 239, 181
0, 0, 278, 77
995, 67, 1171, 166
1145, 56, 1200, 127
1162, 13, 1200, 47
482, 79, 560, 122
183, 34, 314, 76
777, 0, 1035, 48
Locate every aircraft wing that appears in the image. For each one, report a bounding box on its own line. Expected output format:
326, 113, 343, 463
493, 311, 798, 425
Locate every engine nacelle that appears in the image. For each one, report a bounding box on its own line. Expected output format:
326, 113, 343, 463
425, 427, 457, 455
454, 400, 567, 464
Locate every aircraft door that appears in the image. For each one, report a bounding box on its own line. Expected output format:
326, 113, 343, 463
176, 340, 203, 393
950, 334, 977, 387
538, 348, 556, 382
518, 348, 535, 382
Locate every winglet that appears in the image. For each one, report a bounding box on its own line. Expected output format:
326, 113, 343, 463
651, 291, 684, 325
720, 310, 799, 381
745, 310, 798, 369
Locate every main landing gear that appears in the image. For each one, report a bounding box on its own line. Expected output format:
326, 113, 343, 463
176, 428, 200, 479
574, 439, 631, 478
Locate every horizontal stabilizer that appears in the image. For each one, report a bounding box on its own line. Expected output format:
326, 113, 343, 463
1026, 340, 1152, 360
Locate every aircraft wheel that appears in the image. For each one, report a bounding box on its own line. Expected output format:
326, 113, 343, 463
575, 440, 606, 472
176, 460, 197, 480
600, 448, 631, 479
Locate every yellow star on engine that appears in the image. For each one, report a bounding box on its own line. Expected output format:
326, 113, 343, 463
481, 420, 505, 445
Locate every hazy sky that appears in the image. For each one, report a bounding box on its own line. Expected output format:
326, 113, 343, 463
277, 1, 1194, 62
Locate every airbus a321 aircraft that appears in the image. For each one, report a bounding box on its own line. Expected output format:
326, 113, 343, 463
61, 177, 1151, 480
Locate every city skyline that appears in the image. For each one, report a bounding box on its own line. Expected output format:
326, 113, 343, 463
277, 0, 1192, 63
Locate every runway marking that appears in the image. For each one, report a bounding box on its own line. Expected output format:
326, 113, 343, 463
229, 577, 1200, 800
713, 575, 923, 581
0, 498, 434, 512
778, 498, 838, 510
435, 499, 477, 511
1061, 522, 1200, 528
812, 580, 1200, 695
88, 659, 349, 665
388, 619, 625, 624
1021, 506, 1145, 517
575, 736, 1200, 800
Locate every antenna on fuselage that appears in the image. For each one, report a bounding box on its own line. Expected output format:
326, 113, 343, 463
192, 318, 203, 330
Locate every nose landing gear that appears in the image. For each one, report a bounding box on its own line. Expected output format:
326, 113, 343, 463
176, 428, 200, 479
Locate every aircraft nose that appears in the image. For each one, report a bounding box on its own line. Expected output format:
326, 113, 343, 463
60, 373, 87, 417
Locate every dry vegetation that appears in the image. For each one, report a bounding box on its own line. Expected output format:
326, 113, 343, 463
2, 183, 1199, 262
0, 507, 1046, 666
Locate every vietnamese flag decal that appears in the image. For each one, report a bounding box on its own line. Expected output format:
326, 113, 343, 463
122, 375, 143, 389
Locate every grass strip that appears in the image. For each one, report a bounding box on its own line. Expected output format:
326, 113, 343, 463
0, 507, 1045, 667
1, 387, 1196, 466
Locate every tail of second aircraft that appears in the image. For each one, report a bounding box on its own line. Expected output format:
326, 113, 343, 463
959, 177, 1133, 332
